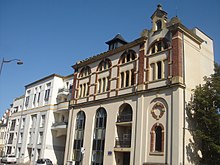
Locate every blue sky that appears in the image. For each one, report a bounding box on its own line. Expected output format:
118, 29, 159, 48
0, 0, 220, 117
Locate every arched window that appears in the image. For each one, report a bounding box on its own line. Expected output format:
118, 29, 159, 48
150, 123, 164, 153
148, 40, 168, 55
79, 66, 91, 78
117, 104, 133, 122
98, 59, 111, 71
120, 50, 136, 64
156, 20, 162, 31
73, 111, 86, 165
91, 108, 107, 165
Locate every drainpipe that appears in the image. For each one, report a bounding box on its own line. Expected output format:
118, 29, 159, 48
182, 33, 186, 165
133, 94, 139, 165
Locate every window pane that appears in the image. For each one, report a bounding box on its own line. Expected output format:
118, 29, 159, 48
155, 126, 162, 152
157, 61, 162, 79
121, 72, 124, 88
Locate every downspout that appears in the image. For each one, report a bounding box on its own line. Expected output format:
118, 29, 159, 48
182, 33, 186, 165
133, 95, 139, 165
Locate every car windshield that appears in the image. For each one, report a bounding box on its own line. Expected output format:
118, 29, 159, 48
37, 159, 45, 163
8, 155, 15, 157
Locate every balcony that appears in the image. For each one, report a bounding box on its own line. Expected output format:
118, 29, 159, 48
57, 88, 70, 104
51, 121, 68, 137
57, 101, 69, 111
58, 88, 69, 95
116, 114, 132, 126
51, 121, 68, 129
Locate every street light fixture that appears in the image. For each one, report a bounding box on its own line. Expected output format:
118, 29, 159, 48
0, 57, 23, 76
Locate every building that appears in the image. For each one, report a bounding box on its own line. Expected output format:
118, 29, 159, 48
0, 109, 11, 157
4, 96, 24, 156
16, 74, 73, 165
64, 5, 214, 165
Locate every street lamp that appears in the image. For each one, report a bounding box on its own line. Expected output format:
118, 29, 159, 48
0, 57, 23, 76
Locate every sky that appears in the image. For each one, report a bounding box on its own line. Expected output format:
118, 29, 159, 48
0, 0, 220, 117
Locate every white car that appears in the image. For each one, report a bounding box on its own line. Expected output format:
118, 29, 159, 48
1, 155, 17, 164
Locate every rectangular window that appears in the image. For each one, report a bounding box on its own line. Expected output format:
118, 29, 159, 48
86, 82, 89, 96
44, 89, 50, 100
37, 92, 41, 102
121, 72, 124, 88
40, 115, 45, 127
83, 84, 86, 97
126, 70, 130, 87
19, 133, 23, 143
78, 84, 82, 98
38, 132, 43, 144
151, 63, 155, 80
10, 120, 16, 131
102, 78, 106, 92
33, 93, 36, 104
98, 79, 101, 93
8, 133, 14, 144
157, 61, 162, 79
131, 70, 135, 85
157, 42, 162, 52
25, 96, 30, 107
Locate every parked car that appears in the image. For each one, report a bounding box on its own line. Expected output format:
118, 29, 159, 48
1, 155, 17, 164
36, 158, 53, 165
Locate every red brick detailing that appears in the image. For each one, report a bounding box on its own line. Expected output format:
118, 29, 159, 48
94, 72, 98, 100
167, 49, 171, 77
150, 123, 165, 153
171, 30, 183, 77
151, 102, 165, 120
87, 77, 91, 102
107, 68, 112, 98
145, 55, 149, 89
138, 43, 145, 85
72, 72, 79, 103
150, 130, 155, 152
116, 64, 120, 96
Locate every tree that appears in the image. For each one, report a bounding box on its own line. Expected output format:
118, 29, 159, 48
187, 63, 220, 165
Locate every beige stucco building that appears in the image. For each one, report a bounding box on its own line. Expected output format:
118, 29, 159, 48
64, 5, 214, 165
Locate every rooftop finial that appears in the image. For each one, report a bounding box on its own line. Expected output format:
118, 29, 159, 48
157, 4, 162, 10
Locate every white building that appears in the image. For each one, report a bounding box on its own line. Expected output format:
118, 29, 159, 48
64, 5, 214, 165
0, 109, 11, 156
4, 96, 24, 156
16, 74, 73, 165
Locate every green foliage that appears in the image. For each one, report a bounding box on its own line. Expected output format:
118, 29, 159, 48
187, 63, 220, 165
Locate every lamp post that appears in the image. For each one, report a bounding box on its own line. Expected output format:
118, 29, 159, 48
0, 58, 23, 76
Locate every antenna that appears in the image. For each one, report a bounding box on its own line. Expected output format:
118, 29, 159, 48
175, 5, 178, 17
176, 0, 180, 17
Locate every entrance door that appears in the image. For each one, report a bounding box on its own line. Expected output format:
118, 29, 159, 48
123, 152, 130, 165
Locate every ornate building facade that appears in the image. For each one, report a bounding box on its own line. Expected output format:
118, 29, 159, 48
64, 5, 214, 165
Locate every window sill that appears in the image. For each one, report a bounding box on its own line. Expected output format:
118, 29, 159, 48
147, 48, 170, 57
149, 152, 164, 156
119, 85, 135, 90
148, 78, 167, 83
119, 59, 136, 66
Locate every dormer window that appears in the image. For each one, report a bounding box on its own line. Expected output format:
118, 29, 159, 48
106, 34, 128, 51
156, 20, 162, 31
